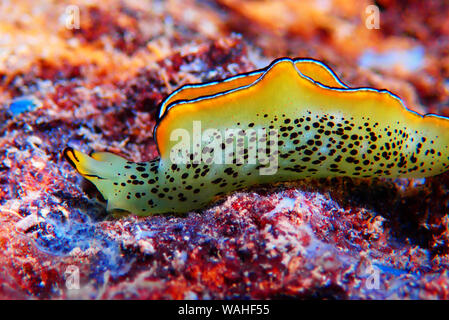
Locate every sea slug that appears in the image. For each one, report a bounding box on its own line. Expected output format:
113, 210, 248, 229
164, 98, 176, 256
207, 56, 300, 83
64, 58, 449, 215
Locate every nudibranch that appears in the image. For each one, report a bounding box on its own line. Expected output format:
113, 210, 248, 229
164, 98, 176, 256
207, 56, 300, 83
64, 58, 449, 216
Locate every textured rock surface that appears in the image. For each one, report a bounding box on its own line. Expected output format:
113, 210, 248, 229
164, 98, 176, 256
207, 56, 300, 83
0, 0, 449, 299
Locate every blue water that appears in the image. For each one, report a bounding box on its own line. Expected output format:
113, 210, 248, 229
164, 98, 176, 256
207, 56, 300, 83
359, 46, 425, 72
9, 97, 38, 115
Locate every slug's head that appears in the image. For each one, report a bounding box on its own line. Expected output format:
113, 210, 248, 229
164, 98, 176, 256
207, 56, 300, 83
63, 147, 121, 203
63, 147, 160, 215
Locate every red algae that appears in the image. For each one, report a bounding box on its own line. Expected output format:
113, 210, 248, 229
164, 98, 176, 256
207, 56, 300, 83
1, 0, 449, 300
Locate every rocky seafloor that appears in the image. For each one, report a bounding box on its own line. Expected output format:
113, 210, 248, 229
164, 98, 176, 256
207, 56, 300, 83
1, 0, 449, 299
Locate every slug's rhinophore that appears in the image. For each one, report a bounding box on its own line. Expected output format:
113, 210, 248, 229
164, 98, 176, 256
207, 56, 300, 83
64, 58, 449, 216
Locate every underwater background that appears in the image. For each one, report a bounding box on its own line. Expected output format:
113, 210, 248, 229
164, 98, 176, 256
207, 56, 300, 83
0, 0, 449, 299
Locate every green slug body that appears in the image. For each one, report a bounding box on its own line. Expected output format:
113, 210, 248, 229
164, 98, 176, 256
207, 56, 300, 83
64, 58, 449, 215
